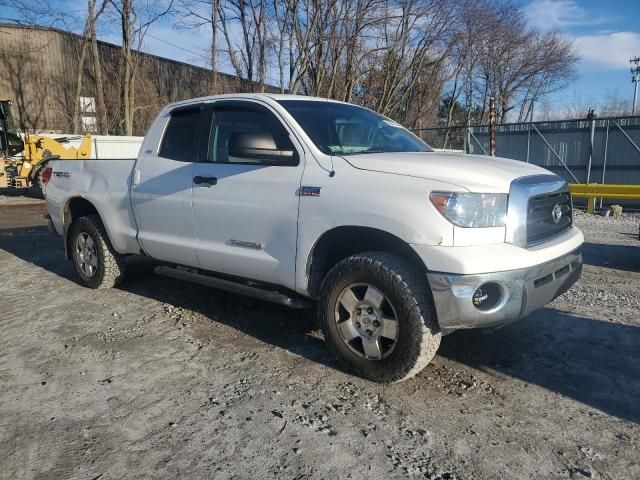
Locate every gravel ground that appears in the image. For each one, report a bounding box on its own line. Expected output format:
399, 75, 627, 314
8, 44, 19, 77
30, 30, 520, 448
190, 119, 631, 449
0, 200, 638, 479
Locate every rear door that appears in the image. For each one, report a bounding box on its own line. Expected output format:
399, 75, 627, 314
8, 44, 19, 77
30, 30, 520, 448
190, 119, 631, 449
191, 100, 305, 289
131, 105, 202, 266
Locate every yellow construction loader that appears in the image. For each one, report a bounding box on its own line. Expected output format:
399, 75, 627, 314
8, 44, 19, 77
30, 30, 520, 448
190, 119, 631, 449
0, 98, 92, 192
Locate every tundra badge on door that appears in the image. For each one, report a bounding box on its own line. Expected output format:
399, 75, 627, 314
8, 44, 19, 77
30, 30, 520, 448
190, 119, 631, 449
299, 186, 321, 197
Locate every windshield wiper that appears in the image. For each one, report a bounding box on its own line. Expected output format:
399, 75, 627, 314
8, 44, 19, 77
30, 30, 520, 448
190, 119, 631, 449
348, 148, 385, 155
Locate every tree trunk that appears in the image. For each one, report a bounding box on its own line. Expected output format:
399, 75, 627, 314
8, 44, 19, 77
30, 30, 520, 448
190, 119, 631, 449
257, 0, 266, 92
121, 0, 133, 136
210, 0, 218, 93
89, 0, 107, 134
72, 22, 90, 134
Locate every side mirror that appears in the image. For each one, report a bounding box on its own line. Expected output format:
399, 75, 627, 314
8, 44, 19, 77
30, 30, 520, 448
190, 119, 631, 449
227, 131, 294, 162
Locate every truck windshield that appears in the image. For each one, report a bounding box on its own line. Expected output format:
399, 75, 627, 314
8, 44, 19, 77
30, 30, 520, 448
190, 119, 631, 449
278, 100, 432, 156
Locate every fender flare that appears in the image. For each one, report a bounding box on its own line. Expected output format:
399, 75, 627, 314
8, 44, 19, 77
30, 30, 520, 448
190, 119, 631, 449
304, 225, 428, 297
27, 157, 51, 183
61, 196, 101, 260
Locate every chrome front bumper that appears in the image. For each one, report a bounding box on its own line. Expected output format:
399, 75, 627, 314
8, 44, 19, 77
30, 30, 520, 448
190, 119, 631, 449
427, 247, 582, 331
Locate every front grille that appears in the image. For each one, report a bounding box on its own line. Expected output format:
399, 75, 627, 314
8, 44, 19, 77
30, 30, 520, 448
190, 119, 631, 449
526, 191, 572, 245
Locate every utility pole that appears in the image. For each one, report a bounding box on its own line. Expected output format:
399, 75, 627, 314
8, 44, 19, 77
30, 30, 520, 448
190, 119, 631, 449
586, 108, 596, 184
631, 57, 640, 115
489, 96, 496, 156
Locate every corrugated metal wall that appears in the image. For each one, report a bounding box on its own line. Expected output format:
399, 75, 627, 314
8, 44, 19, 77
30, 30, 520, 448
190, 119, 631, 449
0, 24, 277, 135
0, 27, 70, 132
467, 117, 640, 186
414, 117, 640, 187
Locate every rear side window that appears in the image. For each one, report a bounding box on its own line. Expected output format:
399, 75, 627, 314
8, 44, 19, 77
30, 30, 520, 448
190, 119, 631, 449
159, 107, 201, 162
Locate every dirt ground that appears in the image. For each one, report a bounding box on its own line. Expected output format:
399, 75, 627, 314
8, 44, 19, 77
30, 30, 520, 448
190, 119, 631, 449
1, 196, 639, 480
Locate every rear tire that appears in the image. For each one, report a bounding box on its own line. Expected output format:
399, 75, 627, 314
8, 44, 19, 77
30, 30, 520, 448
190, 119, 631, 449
318, 252, 441, 383
70, 215, 126, 289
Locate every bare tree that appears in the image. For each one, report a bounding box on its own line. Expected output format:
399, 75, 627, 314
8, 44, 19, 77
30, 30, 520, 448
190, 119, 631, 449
0, 0, 80, 28
71, 20, 91, 134
270, 0, 296, 93
176, 0, 222, 93
70, 0, 109, 134
109, 0, 175, 135
441, 0, 493, 141
338, 0, 381, 102
475, 5, 578, 123
515, 30, 578, 122
371, 0, 454, 119
277, 0, 453, 125
287, 0, 322, 94
217, 0, 269, 91
2, 0, 580, 133
89, 0, 109, 133
598, 91, 632, 117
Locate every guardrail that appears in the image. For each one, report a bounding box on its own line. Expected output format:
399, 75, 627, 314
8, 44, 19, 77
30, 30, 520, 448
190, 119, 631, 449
569, 183, 640, 213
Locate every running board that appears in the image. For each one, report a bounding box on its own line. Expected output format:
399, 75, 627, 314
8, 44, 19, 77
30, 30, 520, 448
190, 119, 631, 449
154, 266, 311, 309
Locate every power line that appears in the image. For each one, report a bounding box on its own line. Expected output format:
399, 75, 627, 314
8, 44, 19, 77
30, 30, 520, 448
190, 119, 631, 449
146, 33, 209, 62
144, 33, 283, 86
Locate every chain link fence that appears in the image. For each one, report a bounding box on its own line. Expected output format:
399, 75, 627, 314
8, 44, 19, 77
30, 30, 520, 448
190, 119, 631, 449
414, 126, 468, 153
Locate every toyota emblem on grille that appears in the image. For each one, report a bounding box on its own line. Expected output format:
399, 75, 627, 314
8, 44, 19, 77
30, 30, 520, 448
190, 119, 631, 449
552, 203, 563, 223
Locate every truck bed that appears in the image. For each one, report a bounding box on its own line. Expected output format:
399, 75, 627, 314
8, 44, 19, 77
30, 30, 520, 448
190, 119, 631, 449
45, 158, 141, 255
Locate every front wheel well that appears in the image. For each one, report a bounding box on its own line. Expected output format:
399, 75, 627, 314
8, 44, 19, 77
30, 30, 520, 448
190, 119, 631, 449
306, 226, 427, 298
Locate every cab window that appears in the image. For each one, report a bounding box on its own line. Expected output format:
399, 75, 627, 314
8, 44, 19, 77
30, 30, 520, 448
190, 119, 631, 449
159, 107, 201, 162
205, 105, 298, 165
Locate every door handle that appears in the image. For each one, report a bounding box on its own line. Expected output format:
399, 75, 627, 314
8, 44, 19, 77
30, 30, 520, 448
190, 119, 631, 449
193, 175, 218, 186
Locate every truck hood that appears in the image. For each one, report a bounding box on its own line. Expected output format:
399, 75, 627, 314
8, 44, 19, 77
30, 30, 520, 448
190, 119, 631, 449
342, 152, 552, 192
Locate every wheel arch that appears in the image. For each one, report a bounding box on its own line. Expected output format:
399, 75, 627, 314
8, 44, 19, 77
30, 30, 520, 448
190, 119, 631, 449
305, 226, 428, 298
28, 157, 51, 182
62, 196, 102, 259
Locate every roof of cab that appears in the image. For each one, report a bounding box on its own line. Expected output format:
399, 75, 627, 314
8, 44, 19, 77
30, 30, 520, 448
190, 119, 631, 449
165, 93, 348, 110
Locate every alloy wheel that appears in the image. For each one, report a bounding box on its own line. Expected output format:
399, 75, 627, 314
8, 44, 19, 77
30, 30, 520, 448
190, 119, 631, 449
75, 232, 98, 277
334, 283, 399, 360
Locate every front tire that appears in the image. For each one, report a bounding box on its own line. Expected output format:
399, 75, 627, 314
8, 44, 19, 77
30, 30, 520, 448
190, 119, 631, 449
318, 252, 441, 383
70, 215, 126, 289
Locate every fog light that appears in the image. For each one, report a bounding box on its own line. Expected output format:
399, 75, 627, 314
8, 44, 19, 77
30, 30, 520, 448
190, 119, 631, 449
472, 283, 502, 311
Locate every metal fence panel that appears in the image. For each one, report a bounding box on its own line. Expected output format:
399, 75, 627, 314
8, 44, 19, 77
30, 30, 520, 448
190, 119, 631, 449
414, 126, 467, 152
414, 116, 640, 189
603, 118, 640, 185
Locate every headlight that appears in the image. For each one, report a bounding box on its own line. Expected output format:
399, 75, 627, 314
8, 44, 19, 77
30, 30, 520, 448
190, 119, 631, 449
430, 192, 508, 228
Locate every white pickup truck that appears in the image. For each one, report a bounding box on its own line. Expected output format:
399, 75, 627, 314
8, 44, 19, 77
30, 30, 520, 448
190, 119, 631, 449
44, 94, 583, 383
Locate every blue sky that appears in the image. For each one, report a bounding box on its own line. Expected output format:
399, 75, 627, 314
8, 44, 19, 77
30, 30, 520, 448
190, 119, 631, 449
518, 0, 640, 112
2, 0, 639, 114
118, 0, 640, 114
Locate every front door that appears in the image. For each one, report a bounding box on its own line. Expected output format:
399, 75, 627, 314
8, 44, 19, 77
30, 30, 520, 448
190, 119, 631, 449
131, 105, 202, 267
191, 101, 304, 289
